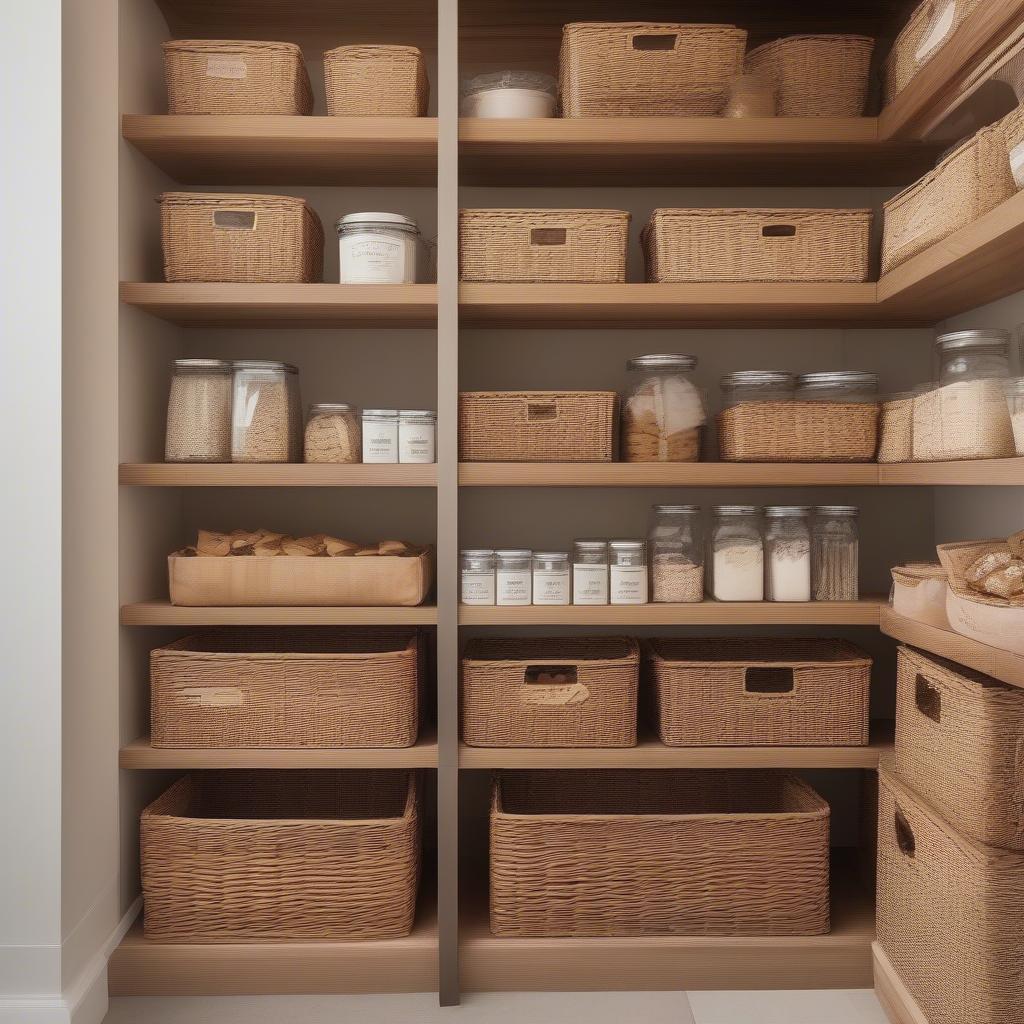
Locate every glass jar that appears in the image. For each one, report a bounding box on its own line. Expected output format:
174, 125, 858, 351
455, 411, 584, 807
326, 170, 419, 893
361, 409, 399, 463
936, 329, 1011, 383
812, 506, 859, 602
622, 354, 706, 463
230, 360, 301, 464
165, 358, 233, 463
398, 409, 437, 464
533, 552, 570, 605
1006, 378, 1024, 456
572, 540, 609, 606
723, 73, 776, 117
303, 403, 360, 464
764, 506, 812, 603
719, 371, 796, 409
609, 540, 648, 605
460, 71, 557, 118
710, 506, 763, 602
336, 213, 421, 285
460, 549, 495, 605
649, 505, 704, 603
495, 549, 532, 606
878, 383, 935, 465
796, 371, 879, 403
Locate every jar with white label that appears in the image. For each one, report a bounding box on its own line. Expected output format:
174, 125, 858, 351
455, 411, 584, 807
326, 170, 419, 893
609, 540, 648, 605
398, 409, 436, 464
495, 549, 532, 606
460, 549, 496, 605
572, 540, 609, 605
361, 409, 399, 463
336, 213, 421, 285
533, 552, 570, 605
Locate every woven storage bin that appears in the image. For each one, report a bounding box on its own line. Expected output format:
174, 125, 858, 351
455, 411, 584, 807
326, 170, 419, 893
877, 769, 1024, 1024
491, 769, 830, 937
890, 563, 950, 629
718, 401, 880, 462
160, 192, 324, 283
324, 45, 428, 116
745, 35, 874, 117
459, 209, 629, 283
163, 39, 313, 115
462, 637, 639, 748
150, 629, 421, 749
142, 770, 420, 941
877, 395, 915, 463
560, 22, 747, 117
459, 391, 617, 462
642, 209, 872, 284
647, 638, 871, 747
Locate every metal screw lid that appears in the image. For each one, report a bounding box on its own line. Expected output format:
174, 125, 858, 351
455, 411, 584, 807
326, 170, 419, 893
627, 354, 698, 372
936, 329, 1011, 350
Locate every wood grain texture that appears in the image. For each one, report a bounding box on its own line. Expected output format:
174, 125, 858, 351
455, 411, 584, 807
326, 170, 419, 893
120, 602, 438, 626
879, 457, 1024, 486
119, 463, 437, 487
873, 942, 931, 1024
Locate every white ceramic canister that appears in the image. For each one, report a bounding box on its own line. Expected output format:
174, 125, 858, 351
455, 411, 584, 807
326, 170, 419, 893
532, 551, 570, 605
460, 71, 557, 118
361, 409, 399, 463
461, 549, 496, 605
495, 549, 532, 606
398, 409, 437, 463
609, 540, 649, 605
337, 212, 421, 284
572, 539, 609, 605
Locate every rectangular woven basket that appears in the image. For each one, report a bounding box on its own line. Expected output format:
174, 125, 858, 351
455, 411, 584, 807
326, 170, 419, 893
559, 22, 747, 117
647, 638, 871, 747
643, 208, 872, 283
490, 769, 830, 937
160, 192, 324, 283
745, 35, 874, 117
717, 400, 880, 462
142, 770, 420, 941
459, 391, 617, 462
877, 769, 1024, 1024
462, 637, 639, 748
323, 45, 429, 116
150, 629, 421, 749
163, 39, 313, 115
459, 209, 629, 283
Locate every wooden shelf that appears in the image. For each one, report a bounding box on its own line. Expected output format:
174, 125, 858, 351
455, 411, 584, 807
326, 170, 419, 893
879, 457, 1024, 486
873, 942, 930, 1024
119, 463, 437, 487
120, 602, 437, 626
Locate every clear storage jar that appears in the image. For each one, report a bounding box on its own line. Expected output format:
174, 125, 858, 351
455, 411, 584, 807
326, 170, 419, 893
230, 360, 301, 464
362, 409, 399, 463
165, 358, 233, 463
649, 505, 704, 603
495, 549, 532, 606
1006, 378, 1024, 456
796, 371, 879, 402
936, 329, 1012, 382
303, 403, 360, 464
572, 540, 609, 606
622, 354, 706, 463
710, 506, 763, 602
723, 73, 776, 117
533, 552, 570, 605
460, 71, 557, 118
398, 409, 436, 464
609, 540, 648, 605
720, 371, 796, 409
812, 506, 859, 602
461, 549, 496, 605
878, 383, 934, 465
764, 506, 812, 603
336, 213, 421, 285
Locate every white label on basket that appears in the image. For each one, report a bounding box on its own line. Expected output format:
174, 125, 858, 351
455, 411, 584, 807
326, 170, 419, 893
1010, 141, 1024, 189
206, 55, 248, 79
916, 2, 956, 62
179, 687, 245, 708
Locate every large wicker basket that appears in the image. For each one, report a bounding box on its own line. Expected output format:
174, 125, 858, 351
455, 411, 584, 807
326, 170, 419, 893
877, 394, 915, 463
142, 770, 420, 941
877, 769, 1024, 1024
459, 391, 617, 462
559, 22, 747, 117
160, 192, 324, 283
491, 769, 830, 937
459, 209, 629, 283
647, 638, 871, 747
642, 209, 872, 283
163, 39, 313, 115
323, 45, 429, 116
745, 35, 874, 117
150, 629, 421, 749
462, 637, 639, 748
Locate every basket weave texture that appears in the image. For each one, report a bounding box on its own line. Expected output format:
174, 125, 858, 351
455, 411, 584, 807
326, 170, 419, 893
163, 39, 313, 115
745, 35, 874, 117
459, 209, 629, 283
877, 769, 1024, 1024
462, 637, 639, 748
717, 401, 880, 462
877, 396, 915, 463
150, 629, 421, 749
642, 208, 872, 283
559, 22, 747, 117
160, 192, 324, 283
142, 770, 420, 941
324, 45, 429, 115
490, 769, 830, 937
647, 638, 871, 747
937, 537, 1021, 607
459, 391, 617, 462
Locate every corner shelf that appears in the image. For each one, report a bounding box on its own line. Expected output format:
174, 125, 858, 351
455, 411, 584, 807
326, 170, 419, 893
119, 463, 437, 487
120, 602, 437, 626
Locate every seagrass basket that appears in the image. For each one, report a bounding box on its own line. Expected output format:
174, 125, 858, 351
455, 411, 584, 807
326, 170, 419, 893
324, 45, 429, 115
877, 394, 915, 463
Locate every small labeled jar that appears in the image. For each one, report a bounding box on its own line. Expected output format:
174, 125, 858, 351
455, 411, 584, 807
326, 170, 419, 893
361, 409, 399, 463
336, 213, 421, 285
1006, 378, 1024, 456
460, 549, 496, 605
304, 403, 360, 464
764, 506, 812, 603
495, 549, 532, 606
796, 371, 879, 403
231, 360, 301, 463
720, 371, 796, 408
710, 506, 763, 602
649, 505, 704, 603
622, 354, 706, 463
165, 358, 233, 463
812, 506, 860, 602
532, 551, 570, 605
572, 540, 609, 605
609, 540, 648, 606
460, 71, 557, 118
398, 409, 436, 464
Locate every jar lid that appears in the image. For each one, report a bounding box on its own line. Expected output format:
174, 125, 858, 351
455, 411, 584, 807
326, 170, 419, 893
173, 358, 232, 370
609, 539, 645, 549
362, 408, 399, 417
713, 505, 759, 516
765, 505, 811, 517
399, 409, 437, 418
309, 402, 354, 414
461, 71, 557, 96
573, 539, 609, 548
232, 359, 298, 374
336, 212, 419, 232
797, 371, 878, 390
534, 551, 569, 560
495, 548, 532, 558
936, 329, 1010, 350
627, 353, 697, 372
653, 504, 701, 515
461, 548, 494, 557
814, 505, 859, 516
720, 370, 795, 388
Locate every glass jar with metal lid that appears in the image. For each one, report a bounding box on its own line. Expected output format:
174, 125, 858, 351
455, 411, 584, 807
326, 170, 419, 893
165, 358, 233, 463
572, 540, 609, 605
622, 353, 706, 463
812, 506, 859, 601
304, 403, 360, 464
230, 360, 301, 463
649, 505, 704, 603
710, 506, 763, 602
936, 329, 1011, 384
608, 540, 648, 605
764, 506, 811, 603
796, 371, 879, 403
495, 549, 532, 606
720, 371, 796, 409
361, 409, 399, 463
336, 212, 421, 285
533, 551, 570, 605
460, 549, 496, 605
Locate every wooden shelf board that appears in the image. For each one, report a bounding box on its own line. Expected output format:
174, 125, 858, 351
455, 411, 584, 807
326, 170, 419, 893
879, 457, 1024, 486
873, 942, 930, 1024
120, 602, 437, 626
119, 463, 437, 487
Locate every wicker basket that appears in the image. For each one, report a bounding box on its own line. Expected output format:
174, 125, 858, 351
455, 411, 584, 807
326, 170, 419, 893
717, 401, 880, 462
745, 35, 874, 117
160, 192, 324, 283
163, 40, 313, 115
647, 638, 871, 747
459, 209, 629, 283
142, 770, 420, 941
877, 769, 1024, 1024
890, 563, 950, 629
490, 769, 830, 937
459, 391, 617, 462
323, 45, 429, 116
462, 637, 639, 748
642, 209, 872, 284
877, 395, 915, 463
150, 629, 421, 749
559, 22, 747, 117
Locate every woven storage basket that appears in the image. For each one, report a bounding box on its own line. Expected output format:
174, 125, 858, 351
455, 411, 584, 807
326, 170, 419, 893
642, 209, 872, 284
877, 395, 915, 463
890, 563, 950, 629
745, 35, 874, 117
877, 769, 1024, 1024
462, 637, 639, 748
163, 39, 313, 115
160, 192, 324, 283
459, 209, 629, 283
647, 638, 871, 747
459, 391, 617, 462
559, 22, 747, 117
718, 401, 880, 462
150, 629, 421, 749
323, 45, 428, 116
142, 770, 420, 941
491, 769, 830, 937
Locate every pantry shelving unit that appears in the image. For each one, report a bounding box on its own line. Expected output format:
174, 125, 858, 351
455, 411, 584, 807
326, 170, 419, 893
118, 602, 439, 626
118, 463, 438, 486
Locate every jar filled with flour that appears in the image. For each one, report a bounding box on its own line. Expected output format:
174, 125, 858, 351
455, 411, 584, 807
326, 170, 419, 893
622, 354, 706, 462
337, 213, 422, 284
710, 506, 763, 602
764, 506, 811, 602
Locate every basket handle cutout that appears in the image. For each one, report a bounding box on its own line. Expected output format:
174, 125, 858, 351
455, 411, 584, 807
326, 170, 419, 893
524, 664, 578, 686
213, 210, 257, 231
761, 224, 797, 238
530, 228, 567, 246
895, 808, 916, 857
632, 33, 677, 50
914, 673, 942, 723
744, 667, 794, 694
526, 401, 559, 422
520, 665, 589, 707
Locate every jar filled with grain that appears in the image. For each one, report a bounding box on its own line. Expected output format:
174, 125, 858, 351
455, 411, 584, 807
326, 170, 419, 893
164, 358, 233, 463
796, 371, 879, 403
622, 354, 706, 463
230, 361, 301, 463
812, 506, 859, 602
304, 403, 360, 464
878, 383, 934, 464
648, 505, 704, 603
720, 370, 796, 408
